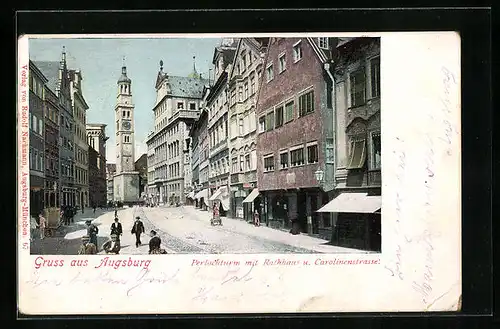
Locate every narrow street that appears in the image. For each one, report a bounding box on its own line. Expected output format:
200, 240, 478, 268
31, 205, 369, 255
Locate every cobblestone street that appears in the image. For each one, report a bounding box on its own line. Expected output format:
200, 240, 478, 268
31, 205, 370, 255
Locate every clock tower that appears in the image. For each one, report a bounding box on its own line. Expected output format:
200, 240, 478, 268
113, 62, 140, 204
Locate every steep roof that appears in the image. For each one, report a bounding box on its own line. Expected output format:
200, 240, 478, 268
33, 61, 60, 94
167, 75, 209, 99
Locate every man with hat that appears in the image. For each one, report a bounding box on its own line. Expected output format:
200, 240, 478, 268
131, 216, 145, 248
148, 230, 163, 254
78, 235, 97, 255
86, 220, 99, 250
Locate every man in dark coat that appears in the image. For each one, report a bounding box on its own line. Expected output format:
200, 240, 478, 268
131, 216, 145, 247
110, 217, 123, 237
148, 230, 162, 254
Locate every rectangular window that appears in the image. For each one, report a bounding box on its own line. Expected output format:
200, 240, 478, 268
239, 118, 244, 135
241, 52, 246, 71
177, 102, 184, 109
350, 68, 366, 107
370, 131, 381, 169
250, 75, 255, 94
244, 82, 249, 100
346, 139, 367, 169
32, 114, 37, 133
38, 118, 43, 136
258, 116, 266, 133
239, 155, 244, 172
278, 54, 286, 73
285, 101, 294, 123
34, 149, 38, 170
293, 41, 302, 62
29, 148, 33, 169
245, 154, 250, 171
318, 37, 329, 49
231, 157, 238, 173
299, 90, 315, 116
231, 90, 236, 105
290, 147, 305, 167
266, 64, 274, 82
307, 144, 319, 164
280, 152, 289, 169
263, 155, 275, 172
265, 112, 274, 131
371, 57, 381, 98
275, 106, 284, 127
238, 86, 243, 102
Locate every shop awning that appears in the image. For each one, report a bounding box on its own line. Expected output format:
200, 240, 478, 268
242, 188, 259, 203
194, 189, 208, 200
209, 187, 224, 201
316, 192, 381, 214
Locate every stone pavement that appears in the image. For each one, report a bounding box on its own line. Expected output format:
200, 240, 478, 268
179, 205, 371, 254
141, 205, 370, 254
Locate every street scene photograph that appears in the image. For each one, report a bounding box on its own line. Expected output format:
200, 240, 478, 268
27, 35, 381, 256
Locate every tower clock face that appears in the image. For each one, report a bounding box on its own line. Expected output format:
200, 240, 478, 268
122, 121, 131, 130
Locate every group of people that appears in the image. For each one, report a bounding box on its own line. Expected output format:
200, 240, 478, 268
30, 213, 46, 241
78, 216, 167, 255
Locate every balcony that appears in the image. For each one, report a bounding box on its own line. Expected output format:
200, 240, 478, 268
168, 110, 199, 124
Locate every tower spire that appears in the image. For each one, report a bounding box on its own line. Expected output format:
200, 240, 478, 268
188, 55, 200, 79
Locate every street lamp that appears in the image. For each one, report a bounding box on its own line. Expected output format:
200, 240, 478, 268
314, 167, 324, 183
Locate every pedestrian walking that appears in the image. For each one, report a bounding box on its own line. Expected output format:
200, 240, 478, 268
131, 216, 145, 247
253, 209, 260, 227
38, 212, 46, 239
93, 204, 96, 215
78, 235, 97, 255
30, 216, 38, 242
86, 220, 99, 249
114, 208, 117, 218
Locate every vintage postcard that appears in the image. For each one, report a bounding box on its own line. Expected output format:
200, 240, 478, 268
17, 32, 461, 315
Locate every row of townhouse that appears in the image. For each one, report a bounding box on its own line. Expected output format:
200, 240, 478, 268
28, 49, 108, 219
146, 37, 381, 251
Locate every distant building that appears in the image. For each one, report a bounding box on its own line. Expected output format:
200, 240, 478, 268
113, 64, 140, 204
69, 68, 90, 209
206, 39, 238, 216
227, 37, 269, 221
134, 153, 148, 198
106, 163, 116, 204
86, 123, 108, 207
146, 58, 208, 206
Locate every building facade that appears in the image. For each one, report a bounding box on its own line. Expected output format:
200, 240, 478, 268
29, 61, 48, 217
35, 51, 75, 208
190, 87, 211, 210
134, 153, 148, 199
86, 123, 108, 207
255, 37, 337, 234
146, 60, 206, 206
43, 77, 61, 210
206, 39, 238, 215
106, 163, 116, 204
69, 69, 90, 210
146, 131, 156, 205
328, 37, 381, 251
227, 38, 268, 221
113, 64, 140, 203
